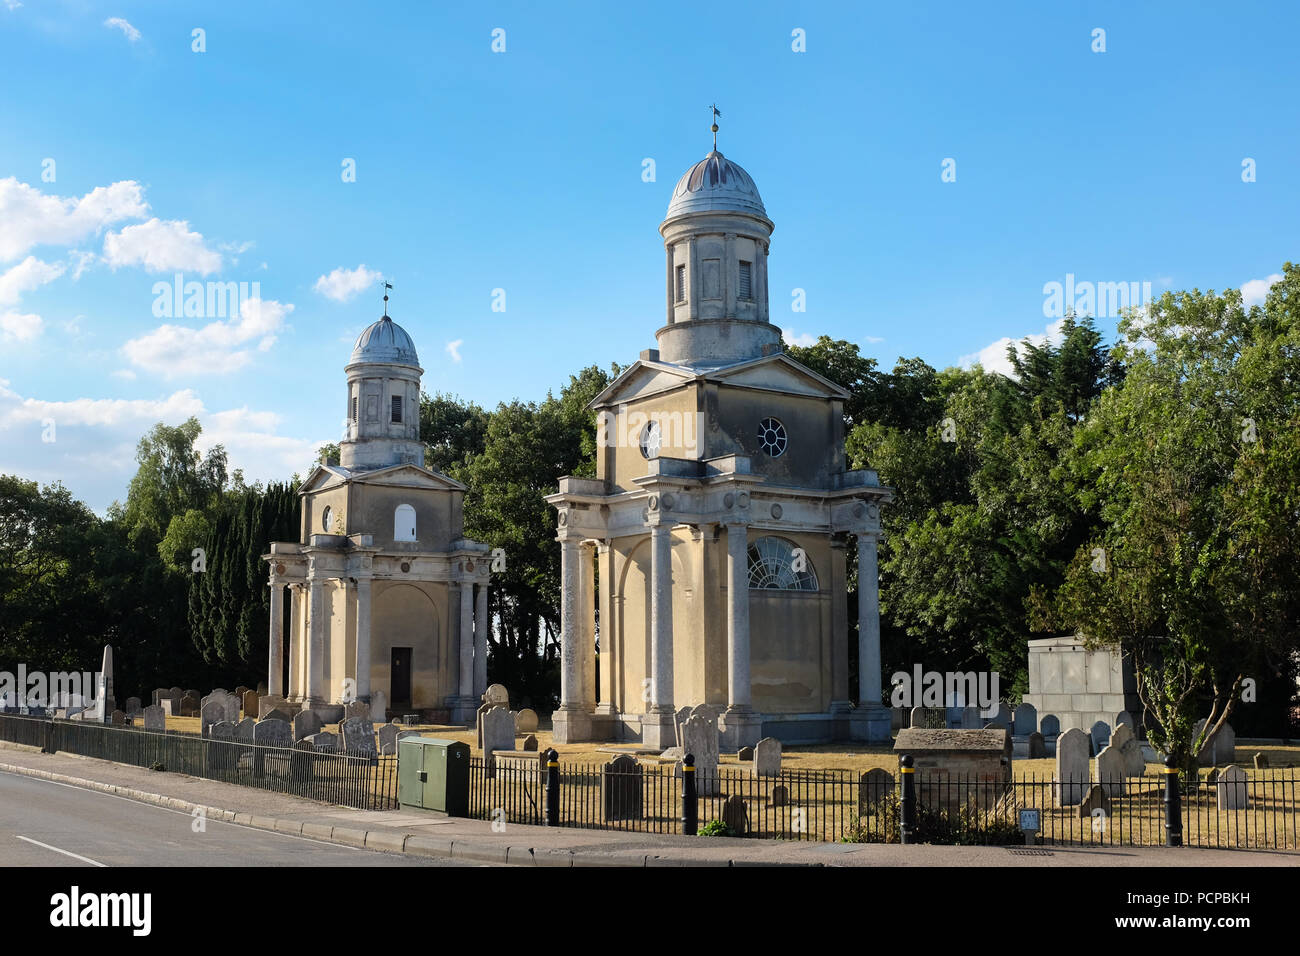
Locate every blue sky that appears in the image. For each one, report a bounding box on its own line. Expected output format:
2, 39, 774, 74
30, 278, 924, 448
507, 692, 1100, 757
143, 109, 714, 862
1, 1, 1296, 512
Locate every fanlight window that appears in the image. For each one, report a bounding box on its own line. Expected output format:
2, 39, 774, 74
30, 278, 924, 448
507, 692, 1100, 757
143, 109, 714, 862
747, 536, 817, 591
639, 420, 661, 459
394, 504, 417, 542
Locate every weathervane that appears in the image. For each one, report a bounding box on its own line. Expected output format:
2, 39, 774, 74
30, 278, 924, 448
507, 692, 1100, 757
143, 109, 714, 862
710, 103, 721, 151
382, 280, 392, 317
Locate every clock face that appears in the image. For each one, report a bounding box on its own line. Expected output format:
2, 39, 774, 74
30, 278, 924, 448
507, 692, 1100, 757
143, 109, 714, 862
322, 506, 333, 532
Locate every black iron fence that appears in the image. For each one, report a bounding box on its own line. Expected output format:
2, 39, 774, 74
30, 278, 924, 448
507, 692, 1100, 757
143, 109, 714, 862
0, 713, 399, 810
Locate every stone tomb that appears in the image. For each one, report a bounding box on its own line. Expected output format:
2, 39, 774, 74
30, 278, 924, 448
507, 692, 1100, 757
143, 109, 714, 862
1055, 727, 1090, 806
892, 728, 1011, 810
1216, 765, 1249, 810
602, 754, 643, 821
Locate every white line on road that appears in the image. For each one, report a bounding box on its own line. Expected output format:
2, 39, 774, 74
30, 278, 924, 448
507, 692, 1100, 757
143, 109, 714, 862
16, 834, 106, 867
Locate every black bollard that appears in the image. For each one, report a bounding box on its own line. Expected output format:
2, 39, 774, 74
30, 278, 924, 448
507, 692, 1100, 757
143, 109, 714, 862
899, 753, 916, 845
682, 753, 698, 836
545, 748, 560, 827
1163, 754, 1183, 847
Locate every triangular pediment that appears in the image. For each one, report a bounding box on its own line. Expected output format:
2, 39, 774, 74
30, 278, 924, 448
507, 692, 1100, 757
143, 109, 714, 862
299, 462, 465, 495
704, 354, 850, 400
590, 360, 695, 408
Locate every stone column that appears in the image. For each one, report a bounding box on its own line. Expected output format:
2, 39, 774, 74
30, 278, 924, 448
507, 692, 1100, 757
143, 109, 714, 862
857, 533, 881, 708
725, 522, 751, 710
354, 576, 371, 701
458, 580, 474, 699
595, 541, 615, 717
287, 584, 302, 699
267, 578, 284, 697
643, 521, 676, 748
665, 246, 675, 324
552, 537, 592, 742
578, 544, 596, 708
474, 581, 489, 699
757, 240, 770, 322
306, 578, 325, 704
687, 237, 700, 317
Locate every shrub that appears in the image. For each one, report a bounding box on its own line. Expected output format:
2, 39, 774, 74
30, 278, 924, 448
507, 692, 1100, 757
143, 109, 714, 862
698, 819, 734, 837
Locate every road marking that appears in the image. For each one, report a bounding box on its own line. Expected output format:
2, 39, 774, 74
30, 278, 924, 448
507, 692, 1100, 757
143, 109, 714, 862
16, 834, 106, 867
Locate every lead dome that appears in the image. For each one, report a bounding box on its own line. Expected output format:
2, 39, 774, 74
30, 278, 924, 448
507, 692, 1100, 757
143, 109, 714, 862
664, 150, 767, 220
349, 314, 419, 367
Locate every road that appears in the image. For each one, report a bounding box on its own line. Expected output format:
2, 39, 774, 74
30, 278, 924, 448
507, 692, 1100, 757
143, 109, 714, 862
0, 770, 466, 866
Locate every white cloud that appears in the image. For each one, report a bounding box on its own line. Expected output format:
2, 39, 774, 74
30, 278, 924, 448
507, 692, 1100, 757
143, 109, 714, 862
103, 218, 223, 275
0, 256, 65, 306
0, 311, 43, 344
0, 379, 203, 431
4, 1, 23, 11
314, 264, 382, 302
1240, 273, 1283, 308
0, 178, 147, 262
445, 338, 463, 363
863, 335, 885, 344
103, 17, 140, 42
959, 317, 1067, 379
782, 329, 818, 348
123, 297, 294, 377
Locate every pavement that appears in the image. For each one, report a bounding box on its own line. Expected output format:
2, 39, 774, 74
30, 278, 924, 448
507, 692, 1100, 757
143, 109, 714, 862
2, 742, 1297, 867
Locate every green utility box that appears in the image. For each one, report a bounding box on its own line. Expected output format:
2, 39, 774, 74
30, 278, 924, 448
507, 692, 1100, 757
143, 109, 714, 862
398, 736, 470, 816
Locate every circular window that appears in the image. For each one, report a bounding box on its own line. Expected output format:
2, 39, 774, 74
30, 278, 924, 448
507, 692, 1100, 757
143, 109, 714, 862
639, 421, 661, 459
321, 506, 333, 532
757, 417, 787, 457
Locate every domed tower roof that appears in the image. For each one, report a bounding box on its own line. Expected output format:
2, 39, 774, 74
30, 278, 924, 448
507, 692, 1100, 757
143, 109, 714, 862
665, 149, 767, 220
349, 314, 420, 368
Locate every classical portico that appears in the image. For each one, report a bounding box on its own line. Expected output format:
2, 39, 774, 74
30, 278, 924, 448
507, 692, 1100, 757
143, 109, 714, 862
264, 301, 492, 723
546, 132, 893, 747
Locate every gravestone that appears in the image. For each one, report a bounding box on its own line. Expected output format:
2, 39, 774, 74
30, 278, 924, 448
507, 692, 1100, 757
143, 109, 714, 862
142, 704, 165, 732
124, 697, 142, 715
1216, 765, 1249, 810
200, 698, 225, 737
168, 686, 183, 708
1195, 719, 1236, 767
481, 707, 516, 776
989, 702, 1013, 728
1095, 743, 1126, 797
344, 700, 370, 721
521, 734, 538, 752
304, 731, 338, 753
262, 707, 292, 724
1254, 753, 1270, 770
110, 710, 126, 726
1110, 722, 1146, 777
1115, 710, 1134, 729
1040, 714, 1061, 739
690, 703, 720, 723
376, 722, 400, 755
682, 715, 720, 796
1028, 732, 1046, 758
1079, 783, 1110, 820
235, 685, 248, 700
771, 783, 790, 808
253, 718, 292, 748
673, 706, 693, 748
1012, 703, 1037, 737
1055, 727, 1090, 806
257, 695, 287, 719
753, 737, 782, 778
242, 690, 258, 717
858, 768, 894, 814
602, 754, 643, 821
235, 717, 256, 742
210, 720, 235, 740
179, 692, 200, 717
370, 691, 388, 723
911, 707, 945, 730
152, 688, 168, 707
721, 794, 748, 835
293, 709, 323, 742
475, 703, 493, 747
516, 708, 539, 734
737, 746, 754, 761
340, 717, 377, 757
483, 684, 509, 707
1090, 721, 1111, 755
256, 683, 268, 697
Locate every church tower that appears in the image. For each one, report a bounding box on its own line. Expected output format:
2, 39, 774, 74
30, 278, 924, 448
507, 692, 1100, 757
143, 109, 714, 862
546, 118, 894, 748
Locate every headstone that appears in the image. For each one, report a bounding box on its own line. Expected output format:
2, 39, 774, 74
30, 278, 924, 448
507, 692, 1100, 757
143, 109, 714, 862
1095, 743, 1126, 796
1028, 732, 1046, 758
858, 768, 894, 814
771, 783, 790, 808
1079, 783, 1110, 820
124, 696, 142, 715
376, 722, 400, 754
1254, 752, 1270, 770
1110, 722, 1146, 777
256, 682, 268, 697
257, 695, 287, 719
602, 754, 643, 821
1040, 714, 1061, 739
292, 709, 323, 741
1115, 710, 1134, 730
340, 717, 377, 756
210, 720, 235, 740
475, 703, 493, 747
481, 707, 516, 774
371, 690, 388, 721
344, 700, 370, 721
180, 692, 200, 718
989, 702, 1013, 727
1012, 703, 1037, 737
1195, 719, 1236, 767
200, 698, 225, 737
141, 704, 165, 732
673, 705, 693, 748
152, 688, 168, 707
168, 686, 183, 708
753, 737, 782, 778
1090, 721, 1111, 755
1055, 727, 1090, 806
235, 685, 249, 700
911, 706, 945, 729
110, 709, 126, 726
242, 690, 258, 717
682, 715, 720, 795
253, 718, 292, 748
690, 703, 720, 723
262, 707, 292, 724
737, 746, 754, 761
721, 794, 748, 835
483, 684, 509, 707
230, 716, 253, 743
516, 708, 538, 733
304, 731, 338, 753
521, 733, 538, 752
1216, 765, 1249, 811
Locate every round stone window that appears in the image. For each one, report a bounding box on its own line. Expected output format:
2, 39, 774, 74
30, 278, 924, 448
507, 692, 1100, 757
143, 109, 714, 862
321, 506, 333, 532
639, 420, 661, 459
757, 417, 787, 457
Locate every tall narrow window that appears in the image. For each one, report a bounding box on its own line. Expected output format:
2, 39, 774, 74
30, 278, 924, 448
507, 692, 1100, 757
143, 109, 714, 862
675, 265, 686, 303
391, 395, 403, 423
738, 260, 752, 299
351, 395, 358, 421
394, 504, 416, 542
